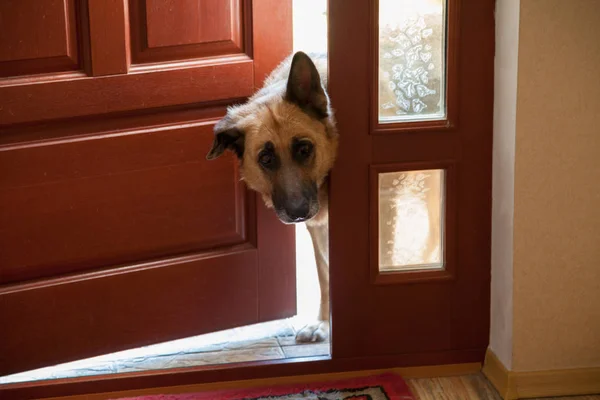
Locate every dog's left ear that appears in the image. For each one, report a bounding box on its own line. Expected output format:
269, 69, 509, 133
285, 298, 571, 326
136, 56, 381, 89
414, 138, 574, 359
285, 52, 328, 119
206, 115, 245, 160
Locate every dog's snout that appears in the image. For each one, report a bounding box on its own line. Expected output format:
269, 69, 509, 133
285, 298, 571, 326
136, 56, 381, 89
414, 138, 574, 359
273, 180, 318, 224
285, 195, 311, 222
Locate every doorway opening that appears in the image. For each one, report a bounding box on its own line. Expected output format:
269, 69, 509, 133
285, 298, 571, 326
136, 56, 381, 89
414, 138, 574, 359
0, 0, 329, 386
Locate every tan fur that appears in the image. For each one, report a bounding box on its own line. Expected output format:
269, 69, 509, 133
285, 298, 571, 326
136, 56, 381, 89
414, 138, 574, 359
240, 102, 337, 210
207, 52, 337, 342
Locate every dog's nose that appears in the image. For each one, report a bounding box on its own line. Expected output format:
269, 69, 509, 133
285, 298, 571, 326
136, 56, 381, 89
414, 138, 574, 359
285, 197, 310, 222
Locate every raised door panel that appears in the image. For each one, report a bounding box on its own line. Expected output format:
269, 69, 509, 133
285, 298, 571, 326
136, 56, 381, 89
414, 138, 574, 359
146, 0, 233, 47
0, 61, 254, 125
0, 0, 80, 77
130, 0, 245, 64
0, 122, 246, 284
0, 248, 259, 376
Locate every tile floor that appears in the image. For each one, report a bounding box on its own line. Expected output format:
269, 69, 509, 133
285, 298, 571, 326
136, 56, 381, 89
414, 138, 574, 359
0, 318, 330, 385
0, 225, 327, 385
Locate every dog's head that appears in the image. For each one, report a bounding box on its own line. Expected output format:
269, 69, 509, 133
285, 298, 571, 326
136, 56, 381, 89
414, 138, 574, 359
206, 52, 338, 224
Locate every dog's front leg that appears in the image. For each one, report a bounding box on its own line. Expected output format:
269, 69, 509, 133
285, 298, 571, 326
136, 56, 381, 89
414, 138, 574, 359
296, 218, 330, 342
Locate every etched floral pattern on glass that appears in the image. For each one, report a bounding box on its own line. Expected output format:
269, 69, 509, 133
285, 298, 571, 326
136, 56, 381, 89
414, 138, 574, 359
379, 0, 446, 122
379, 169, 445, 271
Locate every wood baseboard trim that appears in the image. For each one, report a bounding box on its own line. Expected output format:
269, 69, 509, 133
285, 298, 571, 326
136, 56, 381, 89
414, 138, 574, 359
482, 348, 518, 399
46, 363, 481, 400
483, 348, 600, 399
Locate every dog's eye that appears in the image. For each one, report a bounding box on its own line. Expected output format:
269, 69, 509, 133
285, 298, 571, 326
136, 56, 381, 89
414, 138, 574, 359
258, 152, 275, 168
297, 142, 313, 158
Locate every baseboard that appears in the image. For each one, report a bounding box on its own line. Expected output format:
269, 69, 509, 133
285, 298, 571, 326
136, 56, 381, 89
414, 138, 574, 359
483, 348, 600, 399
482, 348, 518, 399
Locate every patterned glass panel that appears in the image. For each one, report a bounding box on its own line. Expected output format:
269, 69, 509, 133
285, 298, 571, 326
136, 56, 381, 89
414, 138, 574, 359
379, 169, 445, 271
379, 0, 446, 122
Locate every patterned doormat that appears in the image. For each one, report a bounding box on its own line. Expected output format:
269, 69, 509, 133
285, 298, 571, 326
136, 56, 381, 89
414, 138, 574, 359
115, 373, 414, 400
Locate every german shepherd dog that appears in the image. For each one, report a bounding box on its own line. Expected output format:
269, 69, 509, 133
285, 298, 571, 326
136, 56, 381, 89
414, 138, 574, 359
206, 52, 338, 342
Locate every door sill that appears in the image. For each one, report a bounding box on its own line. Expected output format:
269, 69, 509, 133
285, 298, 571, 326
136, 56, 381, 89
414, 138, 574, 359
0, 349, 485, 399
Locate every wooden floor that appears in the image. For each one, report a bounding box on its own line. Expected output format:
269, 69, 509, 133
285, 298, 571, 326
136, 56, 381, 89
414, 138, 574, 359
407, 373, 502, 399
407, 373, 600, 400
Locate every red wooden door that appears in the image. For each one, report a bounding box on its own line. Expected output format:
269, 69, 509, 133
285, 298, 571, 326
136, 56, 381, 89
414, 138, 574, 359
329, 0, 494, 363
0, 0, 295, 376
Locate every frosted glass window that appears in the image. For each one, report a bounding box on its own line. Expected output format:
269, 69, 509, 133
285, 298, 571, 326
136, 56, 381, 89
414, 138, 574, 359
379, 169, 445, 271
379, 0, 447, 122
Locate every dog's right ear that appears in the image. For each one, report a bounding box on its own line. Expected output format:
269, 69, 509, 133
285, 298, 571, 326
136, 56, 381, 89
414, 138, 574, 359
206, 116, 245, 160
286, 51, 328, 119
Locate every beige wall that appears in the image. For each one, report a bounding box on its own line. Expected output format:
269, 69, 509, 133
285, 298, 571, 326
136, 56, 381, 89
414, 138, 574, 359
512, 0, 600, 372
490, 0, 520, 371
491, 0, 600, 372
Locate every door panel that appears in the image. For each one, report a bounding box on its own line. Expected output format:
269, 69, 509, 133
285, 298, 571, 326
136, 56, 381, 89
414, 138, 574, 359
2, 248, 259, 376
130, 0, 245, 63
145, 0, 235, 47
0, 61, 254, 125
329, 0, 493, 360
0, 0, 294, 377
0, 0, 80, 77
0, 123, 245, 284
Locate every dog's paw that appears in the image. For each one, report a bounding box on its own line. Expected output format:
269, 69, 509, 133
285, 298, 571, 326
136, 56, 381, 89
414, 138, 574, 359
295, 321, 329, 343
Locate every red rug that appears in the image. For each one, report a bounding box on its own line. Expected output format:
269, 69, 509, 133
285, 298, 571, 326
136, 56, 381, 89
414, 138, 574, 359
116, 373, 414, 399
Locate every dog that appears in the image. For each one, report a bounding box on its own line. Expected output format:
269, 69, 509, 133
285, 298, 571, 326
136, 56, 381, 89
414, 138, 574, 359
206, 51, 338, 342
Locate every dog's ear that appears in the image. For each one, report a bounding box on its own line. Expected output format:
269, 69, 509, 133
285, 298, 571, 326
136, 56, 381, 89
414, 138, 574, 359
206, 115, 245, 160
285, 51, 328, 119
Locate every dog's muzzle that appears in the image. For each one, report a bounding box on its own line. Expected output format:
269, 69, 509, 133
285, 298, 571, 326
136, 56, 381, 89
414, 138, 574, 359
273, 183, 319, 224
